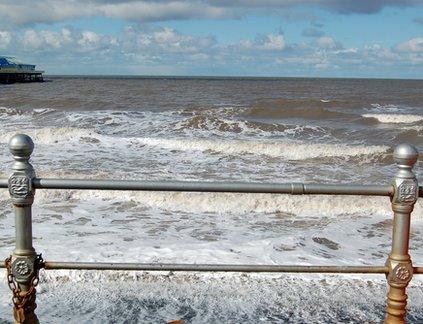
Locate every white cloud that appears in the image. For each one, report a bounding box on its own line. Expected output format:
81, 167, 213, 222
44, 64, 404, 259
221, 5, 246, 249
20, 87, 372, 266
0, 31, 11, 49
1, 26, 422, 77
316, 36, 337, 49
240, 34, 285, 51
78, 31, 102, 49
23, 30, 43, 50
395, 37, 423, 53
262, 34, 285, 50
17, 28, 118, 55
41, 31, 63, 49
62, 28, 74, 44
122, 27, 216, 54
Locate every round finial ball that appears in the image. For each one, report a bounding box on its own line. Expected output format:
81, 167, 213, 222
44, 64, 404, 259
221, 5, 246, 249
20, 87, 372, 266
9, 134, 34, 158
394, 143, 418, 167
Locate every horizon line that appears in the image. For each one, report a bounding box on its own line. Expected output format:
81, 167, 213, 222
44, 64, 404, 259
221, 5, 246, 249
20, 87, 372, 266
44, 74, 423, 81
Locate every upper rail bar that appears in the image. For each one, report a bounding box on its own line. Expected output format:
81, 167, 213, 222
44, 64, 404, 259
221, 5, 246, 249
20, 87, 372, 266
0, 178, 397, 196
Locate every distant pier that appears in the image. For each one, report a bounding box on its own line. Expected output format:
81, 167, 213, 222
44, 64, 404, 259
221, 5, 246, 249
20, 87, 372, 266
0, 56, 44, 84
0, 71, 44, 83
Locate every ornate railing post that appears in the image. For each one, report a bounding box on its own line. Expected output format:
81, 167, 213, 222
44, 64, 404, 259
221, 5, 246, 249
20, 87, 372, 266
5, 134, 42, 324
385, 144, 419, 323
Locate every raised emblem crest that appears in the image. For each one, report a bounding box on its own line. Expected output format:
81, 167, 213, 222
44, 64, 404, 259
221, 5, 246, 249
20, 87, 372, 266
397, 180, 417, 204
9, 175, 31, 198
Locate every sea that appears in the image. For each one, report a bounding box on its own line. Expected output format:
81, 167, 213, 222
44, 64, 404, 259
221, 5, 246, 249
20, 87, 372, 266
0, 76, 423, 323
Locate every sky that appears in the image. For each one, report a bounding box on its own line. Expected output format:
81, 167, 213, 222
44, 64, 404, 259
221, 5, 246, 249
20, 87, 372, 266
0, 0, 422, 78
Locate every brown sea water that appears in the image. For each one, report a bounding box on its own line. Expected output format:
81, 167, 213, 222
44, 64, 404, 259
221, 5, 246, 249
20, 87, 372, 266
0, 77, 422, 322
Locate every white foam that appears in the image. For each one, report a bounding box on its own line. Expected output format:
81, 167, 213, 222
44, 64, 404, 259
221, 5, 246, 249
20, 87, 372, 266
362, 113, 423, 124
0, 106, 21, 115
32, 189, 419, 218
370, 103, 400, 112
33, 108, 56, 115
3, 272, 423, 323
0, 127, 389, 161
0, 127, 114, 145
135, 137, 389, 160
0, 106, 55, 116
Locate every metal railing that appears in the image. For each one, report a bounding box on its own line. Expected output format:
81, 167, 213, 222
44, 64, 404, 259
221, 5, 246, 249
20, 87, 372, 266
1, 133, 422, 323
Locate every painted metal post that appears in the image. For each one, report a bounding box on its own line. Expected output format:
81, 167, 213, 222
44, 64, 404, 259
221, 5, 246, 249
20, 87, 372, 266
6, 134, 41, 324
385, 144, 419, 323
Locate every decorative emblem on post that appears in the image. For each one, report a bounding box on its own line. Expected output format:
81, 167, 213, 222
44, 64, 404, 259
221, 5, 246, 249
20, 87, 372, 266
397, 180, 417, 204
9, 174, 32, 198
11, 257, 35, 281
394, 265, 412, 282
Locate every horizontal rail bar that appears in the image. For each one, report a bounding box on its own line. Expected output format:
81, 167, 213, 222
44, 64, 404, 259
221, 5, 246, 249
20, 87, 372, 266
43, 262, 388, 273
0, 178, 397, 196
34, 179, 394, 196
0, 178, 7, 188
2, 261, 423, 274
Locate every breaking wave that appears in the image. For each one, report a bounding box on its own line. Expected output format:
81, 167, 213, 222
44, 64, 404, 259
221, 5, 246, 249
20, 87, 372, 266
35, 190, 394, 217
362, 114, 423, 124
0, 128, 112, 146
245, 105, 353, 120
135, 137, 389, 160
0, 187, 411, 218
0, 106, 56, 116
0, 127, 389, 161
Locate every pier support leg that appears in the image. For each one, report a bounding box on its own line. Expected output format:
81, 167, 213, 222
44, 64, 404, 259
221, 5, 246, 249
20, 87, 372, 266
6, 134, 42, 324
385, 144, 419, 324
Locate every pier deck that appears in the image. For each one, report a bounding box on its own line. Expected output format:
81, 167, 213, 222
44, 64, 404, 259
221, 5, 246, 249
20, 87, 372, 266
0, 70, 44, 83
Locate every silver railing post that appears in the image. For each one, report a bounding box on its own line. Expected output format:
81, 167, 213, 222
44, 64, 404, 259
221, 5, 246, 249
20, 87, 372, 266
385, 144, 419, 323
5, 134, 42, 324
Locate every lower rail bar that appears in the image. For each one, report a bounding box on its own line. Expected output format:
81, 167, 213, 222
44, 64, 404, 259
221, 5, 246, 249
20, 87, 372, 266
43, 262, 388, 273
3, 262, 423, 273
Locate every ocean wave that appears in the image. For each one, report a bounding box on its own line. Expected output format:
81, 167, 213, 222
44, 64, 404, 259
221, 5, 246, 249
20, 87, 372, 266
174, 114, 332, 141
370, 103, 400, 113
135, 137, 389, 160
0, 106, 23, 115
0, 127, 388, 161
174, 115, 255, 134
16, 189, 398, 217
0, 106, 56, 116
0, 128, 111, 146
244, 106, 352, 120
362, 114, 423, 124
0, 188, 406, 218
